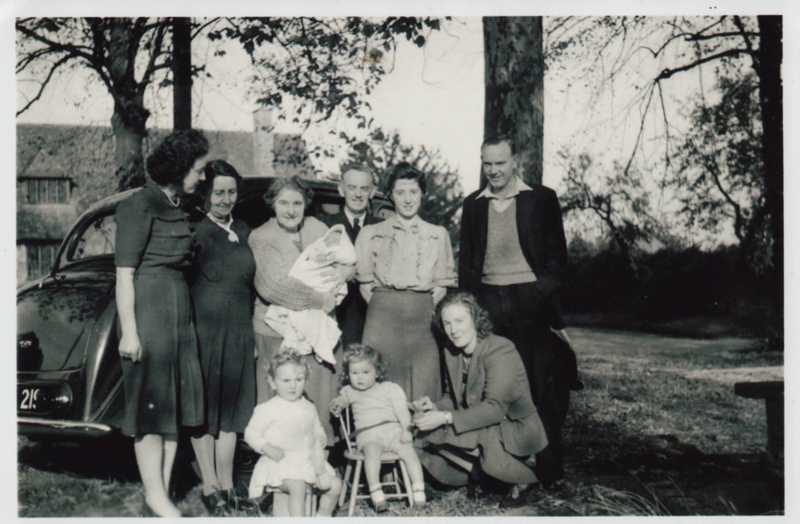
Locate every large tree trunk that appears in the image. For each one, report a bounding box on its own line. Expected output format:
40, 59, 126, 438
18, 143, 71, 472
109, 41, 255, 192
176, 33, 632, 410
482, 17, 544, 187
173, 17, 192, 130
111, 96, 148, 191
755, 15, 783, 349
109, 20, 149, 191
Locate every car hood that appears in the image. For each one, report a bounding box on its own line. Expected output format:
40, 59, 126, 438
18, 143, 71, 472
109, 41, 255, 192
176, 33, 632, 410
17, 271, 115, 372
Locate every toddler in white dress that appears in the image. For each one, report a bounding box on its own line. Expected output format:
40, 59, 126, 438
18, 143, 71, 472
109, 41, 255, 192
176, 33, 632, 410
244, 350, 341, 516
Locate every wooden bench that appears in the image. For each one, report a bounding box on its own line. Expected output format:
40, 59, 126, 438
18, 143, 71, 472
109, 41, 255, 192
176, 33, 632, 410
734, 380, 783, 463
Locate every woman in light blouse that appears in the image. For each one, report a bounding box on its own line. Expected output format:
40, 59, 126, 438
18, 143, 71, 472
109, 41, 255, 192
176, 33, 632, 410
355, 162, 456, 401
248, 175, 342, 443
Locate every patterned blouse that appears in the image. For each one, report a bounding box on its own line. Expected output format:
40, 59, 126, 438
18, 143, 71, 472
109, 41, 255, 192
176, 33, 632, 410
355, 215, 456, 291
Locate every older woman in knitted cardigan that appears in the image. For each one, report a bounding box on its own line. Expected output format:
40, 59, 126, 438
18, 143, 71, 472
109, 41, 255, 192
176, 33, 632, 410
248, 175, 346, 443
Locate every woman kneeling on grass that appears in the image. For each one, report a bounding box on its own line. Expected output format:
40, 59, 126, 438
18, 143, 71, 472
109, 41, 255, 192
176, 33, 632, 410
329, 344, 427, 512
244, 350, 341, 516
413, 291, 552, 507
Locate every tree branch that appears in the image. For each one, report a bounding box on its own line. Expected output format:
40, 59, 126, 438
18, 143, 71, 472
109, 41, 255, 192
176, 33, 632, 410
685, 30, 759, 42
703, 151, 746, 241
191, 17, 222, 39
640, 16, 727, 58
17, 46, 61, 72
139, 22, 168, 88
16, 55, 74, 116
622, 81, 656, 177
732, 16, 758, 70
655, 48, 751, 81
656, 82, 671, 169
85, 18, 114, 91
16, 22, 97, 66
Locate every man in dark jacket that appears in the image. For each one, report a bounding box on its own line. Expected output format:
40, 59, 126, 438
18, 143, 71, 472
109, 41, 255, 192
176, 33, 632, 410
323, 163, 383, 347
458, 136, 569, 488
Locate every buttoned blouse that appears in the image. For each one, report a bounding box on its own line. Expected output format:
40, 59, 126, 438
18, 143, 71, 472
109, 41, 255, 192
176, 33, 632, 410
115, 183, 193, 272
355, 215, 456, 291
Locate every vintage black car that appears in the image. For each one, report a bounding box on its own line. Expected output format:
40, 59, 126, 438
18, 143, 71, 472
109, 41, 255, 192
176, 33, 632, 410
17, 177, 393, 439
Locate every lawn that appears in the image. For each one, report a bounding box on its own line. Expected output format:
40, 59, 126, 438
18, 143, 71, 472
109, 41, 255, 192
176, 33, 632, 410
17, 327, 784, 517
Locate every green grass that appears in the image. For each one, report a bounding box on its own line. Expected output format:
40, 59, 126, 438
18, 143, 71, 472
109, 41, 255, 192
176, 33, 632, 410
18, 327, 784, 517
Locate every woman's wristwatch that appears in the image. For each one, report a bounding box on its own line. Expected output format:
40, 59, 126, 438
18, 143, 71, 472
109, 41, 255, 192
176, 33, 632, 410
444, 411, 454, 425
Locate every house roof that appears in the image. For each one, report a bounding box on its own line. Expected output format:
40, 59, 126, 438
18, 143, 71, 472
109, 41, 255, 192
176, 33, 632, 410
16, 123, 316, 180
17, 123, 316, 240
17, 124, 115, 180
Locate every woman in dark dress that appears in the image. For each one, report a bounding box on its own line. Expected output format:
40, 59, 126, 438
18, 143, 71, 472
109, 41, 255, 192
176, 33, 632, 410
114, 130, 209, 517
189, 160, 256, 513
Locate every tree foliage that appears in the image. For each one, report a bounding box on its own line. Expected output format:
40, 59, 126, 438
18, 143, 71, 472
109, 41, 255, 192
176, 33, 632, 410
16, 17, 446, 189
671, 73, 765, 248
546, 16, 779, 266
17, 17, 175, 189
545, 16, 760, 175
208, 17, 442, 133
559, 150, 659, 273
549, 15, 781, 349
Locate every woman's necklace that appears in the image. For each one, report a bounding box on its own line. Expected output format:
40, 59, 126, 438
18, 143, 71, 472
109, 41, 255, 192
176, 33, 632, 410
160, 188, 180, 207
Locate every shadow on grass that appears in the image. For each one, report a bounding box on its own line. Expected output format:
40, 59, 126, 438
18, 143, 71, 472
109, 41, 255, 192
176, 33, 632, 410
17, 434, 202, 499
18, 436, 139, 482
564, 419, 783, 515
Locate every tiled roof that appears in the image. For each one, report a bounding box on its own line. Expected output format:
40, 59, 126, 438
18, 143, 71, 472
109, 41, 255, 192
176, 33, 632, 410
16, 123, 316, 179
16, 123, 316, 241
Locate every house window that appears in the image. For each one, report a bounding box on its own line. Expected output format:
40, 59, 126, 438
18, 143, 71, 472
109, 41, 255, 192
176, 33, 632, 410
25, 242, 60, 280
24, 178, 70, 204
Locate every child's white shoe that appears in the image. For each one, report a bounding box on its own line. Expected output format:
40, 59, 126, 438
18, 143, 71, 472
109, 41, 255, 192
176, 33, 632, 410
412, 486, 427, 505
369, 488, 387, 512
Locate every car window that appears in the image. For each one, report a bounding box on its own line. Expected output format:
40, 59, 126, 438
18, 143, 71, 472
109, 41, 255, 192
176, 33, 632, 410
319, 202, 341, 217
69, 213, 117, 262
374, 205, 395, 220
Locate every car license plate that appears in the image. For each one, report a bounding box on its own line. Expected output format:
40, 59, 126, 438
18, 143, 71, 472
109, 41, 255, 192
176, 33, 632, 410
18, 386, 42, 411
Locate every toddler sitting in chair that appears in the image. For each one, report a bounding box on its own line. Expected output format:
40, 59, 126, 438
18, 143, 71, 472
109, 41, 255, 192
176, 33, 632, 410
330, 344, 427, 512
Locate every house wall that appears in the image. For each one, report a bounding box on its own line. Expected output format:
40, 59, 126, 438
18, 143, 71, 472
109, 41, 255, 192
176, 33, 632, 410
17, 245, 27, 285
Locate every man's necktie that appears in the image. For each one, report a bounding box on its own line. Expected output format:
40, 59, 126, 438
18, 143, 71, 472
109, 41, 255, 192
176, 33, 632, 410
353, 217, 361, 237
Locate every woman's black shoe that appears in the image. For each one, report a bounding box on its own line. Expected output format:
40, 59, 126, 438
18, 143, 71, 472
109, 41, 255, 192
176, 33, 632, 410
466, 460, 482, 499
222, 488, 239, 511
200, 490, 228, 515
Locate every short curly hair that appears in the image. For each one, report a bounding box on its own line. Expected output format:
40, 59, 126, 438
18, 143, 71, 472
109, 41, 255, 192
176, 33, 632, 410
436, 291, 494, 341
385, 161, 426, 196
265, 349, 310, 380
264, 175, 314, 211
146, 129, 210, 186
340, 343, 387, 386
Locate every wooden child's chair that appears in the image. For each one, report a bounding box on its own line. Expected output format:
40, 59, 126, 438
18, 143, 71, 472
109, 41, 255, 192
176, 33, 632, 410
337, 407, 414, 516
267, 485, 317, 517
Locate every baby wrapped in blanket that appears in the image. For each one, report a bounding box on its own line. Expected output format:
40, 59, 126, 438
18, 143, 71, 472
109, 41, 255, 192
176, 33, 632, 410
264, 224, 356, 365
